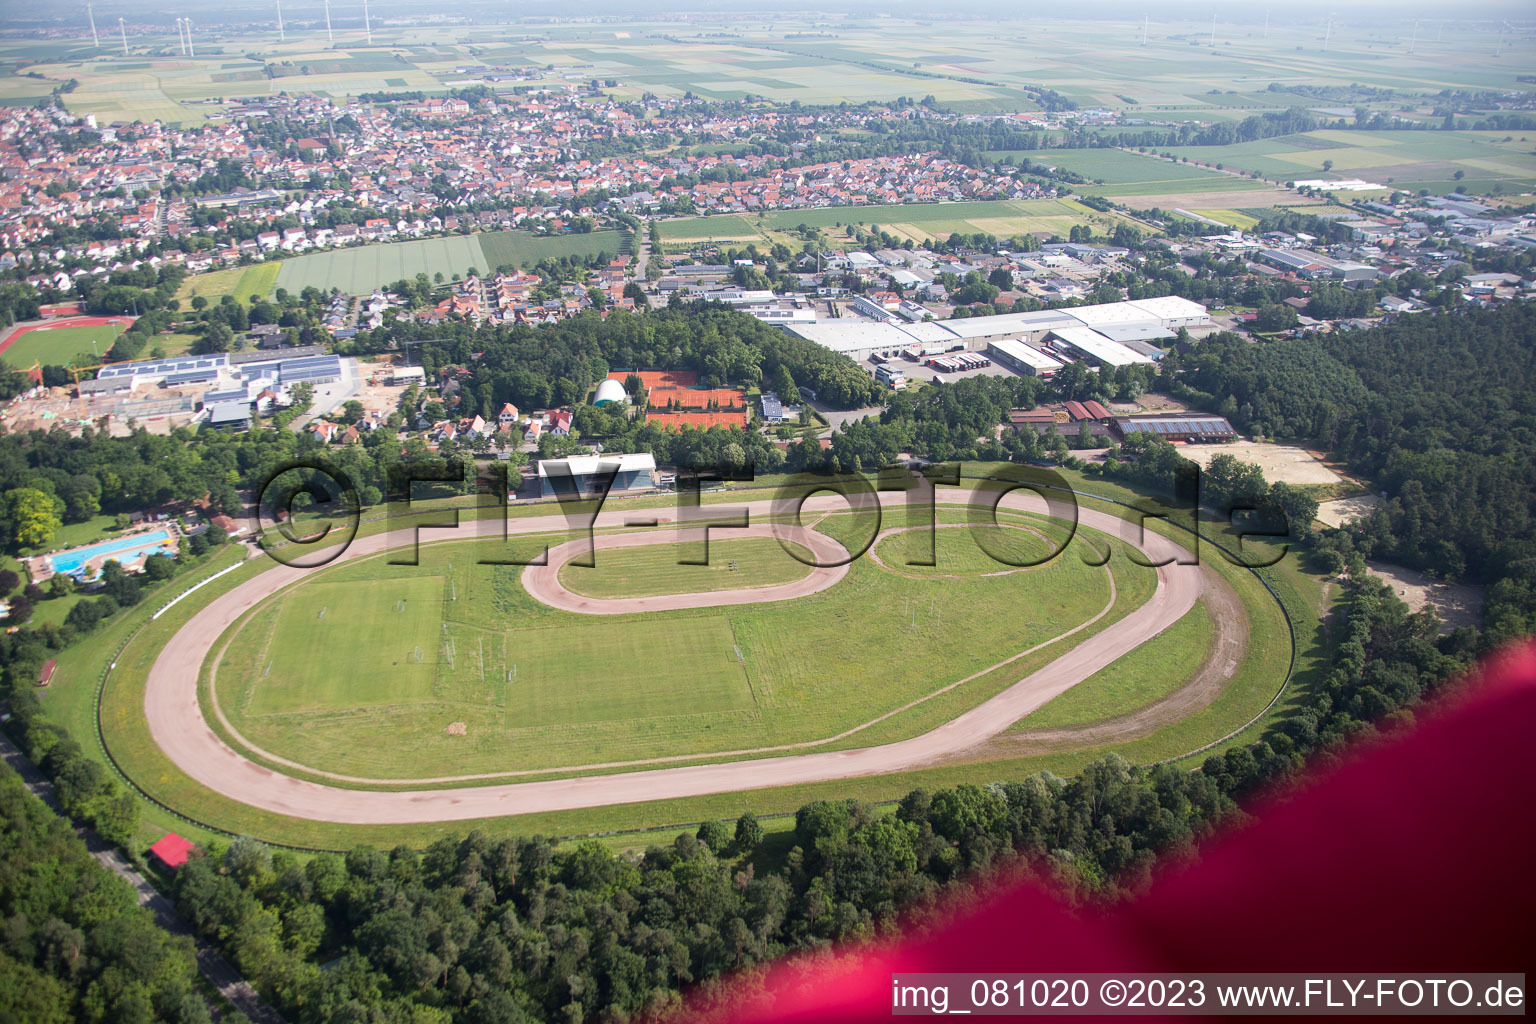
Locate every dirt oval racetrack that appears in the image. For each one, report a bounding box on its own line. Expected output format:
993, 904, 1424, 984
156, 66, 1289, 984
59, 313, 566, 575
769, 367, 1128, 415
142, 490, 1211, 824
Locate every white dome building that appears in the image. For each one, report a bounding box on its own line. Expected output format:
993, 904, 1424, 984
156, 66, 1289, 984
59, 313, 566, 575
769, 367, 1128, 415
593, 379, 629, 405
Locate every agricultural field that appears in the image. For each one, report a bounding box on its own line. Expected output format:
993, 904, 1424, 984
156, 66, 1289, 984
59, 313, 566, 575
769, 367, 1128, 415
272, 230, 628, 295
0, 321, 125, 369
173, 262, 282, 306
476, 229, 630, 271
660, 198, 1146, 249
1165, 130, 1536, 194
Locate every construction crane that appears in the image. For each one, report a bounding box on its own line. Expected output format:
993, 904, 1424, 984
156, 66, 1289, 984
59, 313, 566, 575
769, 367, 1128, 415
68, 363, 103, 385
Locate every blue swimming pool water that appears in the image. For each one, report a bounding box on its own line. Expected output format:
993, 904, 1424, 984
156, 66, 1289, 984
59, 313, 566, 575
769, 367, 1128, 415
49, 529, 171, 576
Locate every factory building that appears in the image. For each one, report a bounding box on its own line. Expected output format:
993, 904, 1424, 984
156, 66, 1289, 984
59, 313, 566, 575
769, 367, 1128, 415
785, 297, 1210, 364
1046, 326, 1157, 369
988, 339, 1064, 377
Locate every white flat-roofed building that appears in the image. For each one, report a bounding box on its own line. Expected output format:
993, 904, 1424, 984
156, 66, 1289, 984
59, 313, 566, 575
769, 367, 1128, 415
895, 320, 963, 347
1048, 326, 1156, 368
1121, 296, 1211, 329
787, 298, 1210, 362
988, 339, 1065, 377
538, 452, 658, 498
1059, 300, 1164, 333
1095, 323, 1177, 345
940, 310, 1080, 346
785, 321, 919, 361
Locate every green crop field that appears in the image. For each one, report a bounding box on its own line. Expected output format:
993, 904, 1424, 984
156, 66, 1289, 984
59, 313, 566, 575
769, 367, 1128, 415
174, 262, 282, 305
1165, 130, 1536, 192
558, 537, 814, 599
662, 198, 1147, 249
208, 508, 1147, 782
477, 229, 629, 271
0, 322, 124, 368
270, 231, 628, 295
275, 235, 487, 295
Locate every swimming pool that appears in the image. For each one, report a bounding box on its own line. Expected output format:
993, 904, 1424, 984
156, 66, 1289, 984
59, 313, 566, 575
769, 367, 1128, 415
49, 529, 172, 578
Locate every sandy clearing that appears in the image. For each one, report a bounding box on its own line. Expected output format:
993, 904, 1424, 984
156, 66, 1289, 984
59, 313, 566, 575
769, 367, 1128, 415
1180, 442, 1342, 486
143, 491, 1211, 823
1316, 494, 1384, 529
1366, 560, 1485, 633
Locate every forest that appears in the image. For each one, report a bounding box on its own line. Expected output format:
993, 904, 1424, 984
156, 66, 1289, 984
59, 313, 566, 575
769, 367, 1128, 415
0, 763, 213, 1024
1175, 304, 1536, 586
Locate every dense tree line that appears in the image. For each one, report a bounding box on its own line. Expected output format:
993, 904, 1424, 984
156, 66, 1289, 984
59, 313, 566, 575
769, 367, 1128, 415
1173, 304, 1536, 590
0, 763, 213, 1023
355, 303, 884, 414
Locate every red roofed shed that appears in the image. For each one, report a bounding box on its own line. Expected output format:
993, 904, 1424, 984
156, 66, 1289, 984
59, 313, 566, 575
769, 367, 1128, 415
37, 660, 56, 687
148, 833, 196, 871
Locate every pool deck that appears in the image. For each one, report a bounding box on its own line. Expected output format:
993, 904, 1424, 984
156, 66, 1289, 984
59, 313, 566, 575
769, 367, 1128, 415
26, 524, 181, 583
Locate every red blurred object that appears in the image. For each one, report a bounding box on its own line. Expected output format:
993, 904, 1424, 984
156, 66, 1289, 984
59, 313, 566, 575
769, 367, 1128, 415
690, 642, 1536, 1023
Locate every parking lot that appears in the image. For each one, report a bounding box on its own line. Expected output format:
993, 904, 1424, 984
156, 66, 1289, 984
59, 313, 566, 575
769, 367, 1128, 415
871, 353, 1028, 387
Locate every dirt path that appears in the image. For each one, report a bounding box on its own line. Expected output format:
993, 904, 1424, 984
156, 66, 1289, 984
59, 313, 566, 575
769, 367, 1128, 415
142, 491, 1214, 823
965, 558, 1247, 758
523, 524, 850, 614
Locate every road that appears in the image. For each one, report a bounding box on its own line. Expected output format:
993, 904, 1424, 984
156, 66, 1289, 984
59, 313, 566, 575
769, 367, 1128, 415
139, 488, 1209, 824
0, 730, 285, 1024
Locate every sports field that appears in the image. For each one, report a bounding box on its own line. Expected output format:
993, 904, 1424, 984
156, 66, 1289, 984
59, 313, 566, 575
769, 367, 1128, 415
209, 509, 1148, 781
273, 230, 628, 294
559, 537, 814, 599
0, 320, 126, 368
65, 473, 1311, 847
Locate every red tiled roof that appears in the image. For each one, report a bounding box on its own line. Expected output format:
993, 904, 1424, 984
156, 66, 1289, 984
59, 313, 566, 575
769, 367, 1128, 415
148, 833, 196, 870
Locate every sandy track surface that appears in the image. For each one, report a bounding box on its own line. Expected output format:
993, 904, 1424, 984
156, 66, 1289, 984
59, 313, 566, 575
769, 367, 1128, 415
523, 524, 850, 614
143, 492, 1209, 823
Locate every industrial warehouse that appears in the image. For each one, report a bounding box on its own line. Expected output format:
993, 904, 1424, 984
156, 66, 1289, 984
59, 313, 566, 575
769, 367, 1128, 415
784, 297, 1213, 368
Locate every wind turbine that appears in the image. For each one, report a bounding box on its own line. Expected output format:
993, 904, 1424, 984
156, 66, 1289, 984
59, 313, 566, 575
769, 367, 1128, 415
185, 18, 195, 57
1263, 11, 1269, 39
1209, 14, 1216, 47
87, 3, 99, 47
276, 0, 284, 41
324, 0, 333, 42
1142, 15, 1148, 46
1322, 14, 1332, 52
1408, 20, 1417, 55
363, 0, 372, 44
118, 16, 128, 55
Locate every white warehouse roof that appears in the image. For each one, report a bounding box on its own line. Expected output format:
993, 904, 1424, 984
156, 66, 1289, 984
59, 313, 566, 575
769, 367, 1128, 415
1049, 326, 1156, 368
1122, 295, 1209, 323
896, 321, 962, 344
990, 339, 1065, 373
785, 321, 914, 354
1062, 301, 1163, 330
